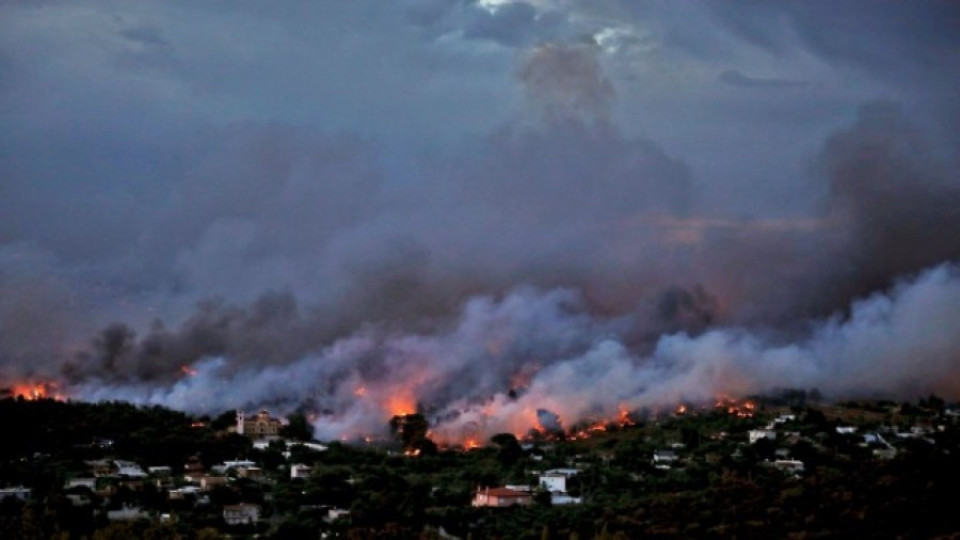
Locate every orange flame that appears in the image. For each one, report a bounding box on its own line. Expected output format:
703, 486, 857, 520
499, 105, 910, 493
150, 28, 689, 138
10, 381, 64, 401
714, 394, 756, 418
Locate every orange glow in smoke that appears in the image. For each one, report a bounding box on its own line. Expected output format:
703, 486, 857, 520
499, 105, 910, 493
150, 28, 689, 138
180, 365, 198, 377
675, 404, 688, 415
354, 386, 367, 397
464, 438, 481, 450
386, 394, 416, 417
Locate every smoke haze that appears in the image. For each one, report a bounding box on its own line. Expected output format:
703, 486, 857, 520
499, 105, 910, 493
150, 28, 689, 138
1, 1, 959, 440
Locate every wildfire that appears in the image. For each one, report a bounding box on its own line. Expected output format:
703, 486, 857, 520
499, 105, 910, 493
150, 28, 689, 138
715, 395, 756, 418
354, 386, 367, 397
9, 381, 64, 401
675, 404, 688, 415
464, 438, 481, 450
569, 421, 608, 441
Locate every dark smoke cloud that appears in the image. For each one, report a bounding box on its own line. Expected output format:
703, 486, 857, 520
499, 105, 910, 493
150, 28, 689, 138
822, 102, 960, 302
517, 42, 615, 123
1, 3, 959, 440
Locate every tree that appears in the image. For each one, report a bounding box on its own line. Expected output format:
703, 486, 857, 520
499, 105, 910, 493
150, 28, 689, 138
390, 414, 430, 451
491, 433, 523, 466
211, 410, 238, 431
280, 412, 313, 441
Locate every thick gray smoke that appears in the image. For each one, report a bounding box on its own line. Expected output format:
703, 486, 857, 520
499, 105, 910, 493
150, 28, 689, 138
72, 264, 960, 441
2, 2, 959, 442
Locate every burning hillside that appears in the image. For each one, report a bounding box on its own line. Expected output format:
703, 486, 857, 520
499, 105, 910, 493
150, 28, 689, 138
10, 262, 960, 445
4, 381, 65, 402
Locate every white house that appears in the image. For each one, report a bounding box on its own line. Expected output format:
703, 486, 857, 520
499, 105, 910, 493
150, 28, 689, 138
551, 493, 583, 505
65, 478, 97, 490
749, 430, 777, 444
325, 508, 350, 523
114, 460, 147, 478
653, 450, 678, 463
773, 460, 805, 474
290, 464, 312, 479
0, 486, 31, 501
107, 505, 149, 521
147, 466, 172, 477
223, 503, 261, 525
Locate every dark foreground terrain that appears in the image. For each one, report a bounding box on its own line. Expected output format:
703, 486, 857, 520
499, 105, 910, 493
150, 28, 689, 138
1, 391, 960, 539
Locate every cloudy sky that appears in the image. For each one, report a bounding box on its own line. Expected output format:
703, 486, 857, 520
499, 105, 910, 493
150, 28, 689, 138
2, 1, 959, 435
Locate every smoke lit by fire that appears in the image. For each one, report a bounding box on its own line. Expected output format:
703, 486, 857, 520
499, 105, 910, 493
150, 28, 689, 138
180, 365, 198, 377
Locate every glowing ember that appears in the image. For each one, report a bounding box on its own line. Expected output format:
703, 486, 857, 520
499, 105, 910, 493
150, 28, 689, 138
464, 438, 481, 450
354, 386, 367, 397
180, 365, 198, 377
714, 395, 757, 418
675, 404, 688, 415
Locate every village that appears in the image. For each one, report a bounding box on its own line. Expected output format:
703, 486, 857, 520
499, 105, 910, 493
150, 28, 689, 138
1, 391, 959, 538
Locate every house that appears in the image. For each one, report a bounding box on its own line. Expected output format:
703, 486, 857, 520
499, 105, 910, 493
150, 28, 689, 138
551, 493, 583, 505
238, 466, 263, 480
223, 503, 261, 525
148, 466, 172, 477
290, 464, 312, 479
114, 460, 147, 478
220, 459, 257, 470
236, 410, 283, 438
653, 450, 678, 463
167, 486, 200, 500
0, 486, 31, 501
65, 492, 92, 507
107, 505, 149, 521
199, 476, 229, 491
749, 429, 777, 444
85, 459, 113, 477
471, 487, 533, 507
773, 460, 805, 475
253, 438, 278, 450
325, 508, 350, 523
65, 478, 97, 490
539, 468, 579, 494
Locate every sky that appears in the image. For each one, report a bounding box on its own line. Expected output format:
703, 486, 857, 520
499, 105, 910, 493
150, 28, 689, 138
2, 1, 960, 439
